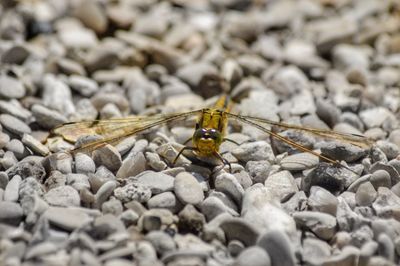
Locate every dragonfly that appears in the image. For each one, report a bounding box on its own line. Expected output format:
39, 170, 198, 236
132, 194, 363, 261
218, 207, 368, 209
52, 94, 373, 171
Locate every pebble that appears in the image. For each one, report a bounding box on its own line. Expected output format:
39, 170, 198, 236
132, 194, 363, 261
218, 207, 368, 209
234, 246, 271, 266
178, 204, 206, 234
302, 238, 331, 265
0, 201, 23, 225
370, 170, 391, 189
308, 186, 338, 216
44, 185, 81, 207
147, 191, 179, 213
0, 74, 26, 99
145, 231, 176, 256
257, 230, 296, 266
245, 160, 272, 184
31, 104, 68, 129
93, 144, 122, 172
174, 172, 204, 205
0, 114, 31, 136
356, 182, 377, 206
116, 152, 147, 179
200, 196, 239, 221
320, 246, 359, 266
280, 152, 319, 171
68, 75, 99, 97
3, 174, 21, 202
220, 217, 260, 246
114, 182, 152, 203
102, 198, 123, 216
232, 141, 275, 163
264, 171, 298, 202
131, 171, 174, 195
94, 181, 117, 209
21, 134, 49, 156
74, 153, 96, 174
292, 211, 337, 240
215, 173, 244, 205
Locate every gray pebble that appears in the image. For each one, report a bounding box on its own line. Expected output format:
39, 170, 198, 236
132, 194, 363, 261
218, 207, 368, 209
89, 166, 116, 193
319, 141, 367, 163
280, 152, 319, 171
0, 114, 31, 136
0, 74, 26, 99
308, 186, 338, 216
264, 171, 298, 202
377, 233, 395, 262
5, 139, 29, 160
0, 201, 23, 225
25, 242, 58, 260
0, 172, 8, 189
75, 153, 96, 174
92, 214, 125, 238
1, 151, 18, 170
94, 181, 117, 209
44, 185, 80, 207
200, 196, 239, 221
232, 141, 275, 163
302, 237, 331, 265
178, 204, 206, 234
146, 152, 167, 171
120, 209, 139, 226
101, 198, 123, 216
31, 104, 68, 129
3, 175, 21, 202
0, 99, 31, 122
147, 191, 179, 213
245, 160, 272, 184
21, 134, 49, 156
116, 152, 146, 179
356, 182, 377, 206
234, 246, 271, 266
293, 211, 337, 240
319, 246, 359, 266
0, 131, 10, 149
370, 170, 391, 189
220, 217, 260, 246
174, 172, 204, 205
257, 230, 296, 266
68, 75, 98, 97
113, 182, 151, 203
215, 173, 244, 205
131, 171, 174, 195
92, 144, 122, 172
145, 230, 176, 256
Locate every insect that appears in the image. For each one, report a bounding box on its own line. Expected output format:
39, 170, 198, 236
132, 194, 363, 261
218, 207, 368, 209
52, 93, 373, 171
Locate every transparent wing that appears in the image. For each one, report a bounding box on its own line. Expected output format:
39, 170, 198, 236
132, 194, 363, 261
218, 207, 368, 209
229, 114, 373, 148
52, 110, 201, 154
226, 112, 373, 166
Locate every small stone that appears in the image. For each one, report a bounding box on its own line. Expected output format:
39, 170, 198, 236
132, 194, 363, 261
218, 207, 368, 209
264, 171, 298, 202
0, 201, 23, 225
68, 75, 98, 97
131, 171, 174, 195
120, 209, 139, 226
57, 58, 86, 76
114, 182, 151, 203
93, 144, 122, 172
0, 114, 31, 136
75, 153, 96, 174
232, 141, 275, 163
293, 211, 337, 240
44, 185, 80, 207
116, 152, 147, 179
234, 246, 271, 266
74, 0, 108, 34
147, 192, 179, 213
178, 205, 206, 234
319, 141, 367, 163
174, 172, 204, 205
280, 153, 319, 171
200, 196, 239, 221
1, 151, 17, 170
25, 242, 58, 260
308, 186, 338, 216
176, 62, 218, 88
359, 107, 395, 129
215, 173, 244, 205
94, 181, 117, 209
356, 182, 377, 206
320, 246, 359, 266
145, 231, 176, 256
0, 74, 26, 99
302, 238, 331, 265
370, 170, 391, 189
92, 214, 125, 238
5, 139, 29, 160
220, 217, 260, 246
21, 134, 49, 156
101, 198, 123, 216
257, 230, 296, 266
31, 104, 68, 129
4, 175, 21, 202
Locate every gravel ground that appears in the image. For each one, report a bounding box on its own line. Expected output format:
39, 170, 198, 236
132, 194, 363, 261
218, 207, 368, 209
1, 0, 400, 265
